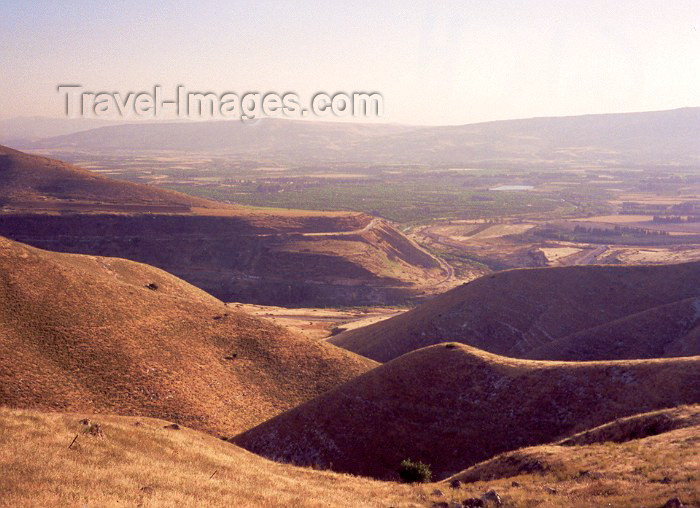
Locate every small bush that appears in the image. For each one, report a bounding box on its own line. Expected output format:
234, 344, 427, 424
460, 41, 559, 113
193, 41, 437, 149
398, 459, 432, 483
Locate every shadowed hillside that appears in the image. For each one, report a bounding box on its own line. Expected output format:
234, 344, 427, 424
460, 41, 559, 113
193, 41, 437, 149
0, 146, 446, 305
0, 236, 376, 436
330, 263, 700, 362
233, 343, 700, 481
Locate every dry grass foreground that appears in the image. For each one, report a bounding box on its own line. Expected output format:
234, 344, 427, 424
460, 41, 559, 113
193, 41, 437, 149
0, 407, 427, 508
234, 343, 700, 481
330, 263, 700, 362
0, 236, 375, 436
1, 406, 698, 507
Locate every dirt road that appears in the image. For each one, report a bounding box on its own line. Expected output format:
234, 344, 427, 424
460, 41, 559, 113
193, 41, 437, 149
573, 245, 608, 265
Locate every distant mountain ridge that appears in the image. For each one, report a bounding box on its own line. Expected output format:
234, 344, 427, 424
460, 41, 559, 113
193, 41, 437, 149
15, 107, 700, 165
0, 117, 122, 144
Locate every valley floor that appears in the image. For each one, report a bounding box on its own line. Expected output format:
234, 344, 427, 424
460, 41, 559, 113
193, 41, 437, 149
230, 303, 407, 340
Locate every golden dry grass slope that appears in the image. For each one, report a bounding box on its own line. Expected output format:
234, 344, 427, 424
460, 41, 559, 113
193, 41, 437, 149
330, 263, 700, 362
0, 407, 426, 508
233, 343, 700, 481
0, 236, 375, 436
2, 406, 698, 508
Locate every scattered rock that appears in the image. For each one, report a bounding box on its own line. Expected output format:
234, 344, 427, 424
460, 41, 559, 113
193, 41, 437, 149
445, 344, 457, 349
133, 421, 143, 427
224, 353, 238, 360
462, 499, 484, 507
432, 502, 449, 508
79, 418, 91, 426
661, 498, 683, 508
481, 489, 502, 506
86, 423, 104, 438
510, 481, 520, 487
140, 486, 155, 495
145, 282, 159, 290
659, 476, 672, 484
432, 489, 445, 497
545, 486, 557, 495
450, 479, 461, 489
577, 470, 604, 480
163, 423, 180, 430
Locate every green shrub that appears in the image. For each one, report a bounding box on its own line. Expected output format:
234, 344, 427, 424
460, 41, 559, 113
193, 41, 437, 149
397, 459, 432, 483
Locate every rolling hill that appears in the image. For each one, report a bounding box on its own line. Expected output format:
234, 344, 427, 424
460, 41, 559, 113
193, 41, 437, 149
330, 263, 700, 362
22, 107, 700, 166
233, 343, 700, 481
0, 236, 376, 436
0, 146, 446, 305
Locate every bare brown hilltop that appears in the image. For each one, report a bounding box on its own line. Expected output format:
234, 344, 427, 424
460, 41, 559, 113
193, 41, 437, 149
0, 236, 376, 436
233, 343, 700, 481
330, 263, 700, 362
0, 146, 446, 305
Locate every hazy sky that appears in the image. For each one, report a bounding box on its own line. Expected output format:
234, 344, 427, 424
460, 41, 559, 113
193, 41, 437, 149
1, 0, 698, 125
